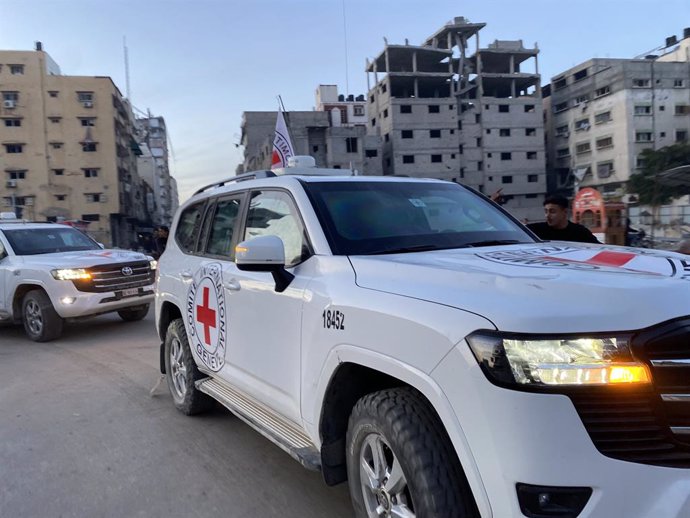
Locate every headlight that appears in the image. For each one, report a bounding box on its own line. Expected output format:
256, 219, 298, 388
149, 260, 158, 270
51, 268, 92, 281
466, 332, 651, 387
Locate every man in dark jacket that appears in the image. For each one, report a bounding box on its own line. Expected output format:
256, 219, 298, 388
527, 195, 599, 243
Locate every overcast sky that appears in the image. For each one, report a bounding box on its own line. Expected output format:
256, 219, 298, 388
1, 0, 688, 203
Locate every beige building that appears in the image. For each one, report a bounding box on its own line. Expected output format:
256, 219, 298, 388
0, 43, 150, 247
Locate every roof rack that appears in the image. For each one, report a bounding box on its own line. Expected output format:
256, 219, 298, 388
193, 170, 276, 196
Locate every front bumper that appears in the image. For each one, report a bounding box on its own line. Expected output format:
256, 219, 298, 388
47, 282, 154, 318
432, 346, 690, 518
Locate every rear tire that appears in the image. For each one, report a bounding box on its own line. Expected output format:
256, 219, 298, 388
22, 289, 64, 342
164, 318, 212, 415
346, 387, 479, 518
117, 304, 150, 322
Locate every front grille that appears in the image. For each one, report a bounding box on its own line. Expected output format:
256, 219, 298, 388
72, 261, 154, 293
568, 317, 690, 468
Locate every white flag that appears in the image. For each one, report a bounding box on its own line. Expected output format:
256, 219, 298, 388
271, 110, 295, 169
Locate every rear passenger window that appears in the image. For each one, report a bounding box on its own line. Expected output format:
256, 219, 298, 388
205, 197, 242, 258
175, 202, 205, 254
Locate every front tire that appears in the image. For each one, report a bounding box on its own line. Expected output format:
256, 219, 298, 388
22, 289, 64, 342
164, 318, 212, 415
117, 304, 150, 322
346, 388, 479, 518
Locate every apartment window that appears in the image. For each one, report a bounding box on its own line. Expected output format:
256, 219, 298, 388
478, 161, 483, 171
528, 174, 539, 182
381, 84, 387, 93
526, 128, 536, 136
677, 130, 688, 142
5, 144, 23, 153
486, 129, 491, 135
49, 117, 61, 123
499, 128, 511, 137
48, 91, 59, 98
527, 151, 537, 160
77, 91, 94, 103
634, 105, 652, 116
557, 147, 571, 158
55, 195, 66, 201
674, 79, 684, 88
475, 114, 481, 123
458, 120, 463, 130
458, 145, 463, 154
451, 154, 456, 159
675, 105, 690, 115
401, 130, 413, 139
9, 65, 24, 75
6, 170, 26, 180
574, 94, 590, 105
400, 105, 412, 114
502, 175, 513, 184
83, 168, 99, 178
460, 168, 465, 178
85, 193, 103, 202
501, 152, 512, 160
345, 137, 358, 153
353, 105, 364, 116
524, 105, 535, 113
402, 155, 415, 164
636, 155, 647, 169
556, 125, 569, 137
635, 132, 653, 143
499, 105, 509, 113
554, 77, 567, 90
597, 161, 615, 178
80, 118, 96, 126
632, 78, 650, 88
476, 138, 482, 147
383, 109, 388, 118
384, 133, 389, 142
659, 105, 666, 111
312, 145, 319, 153
82, 142, 98, 152
2, 92, 19, 106
596, 136, 614, 149
660, 132, 666, 138
52, 169, 64, 176
365, 149, 378, 158
51, 142, 63, 149
371, 118, 376, 127
369, 95, 374, 103
4, 118, 21, 127
575, 118, 590, 131
428, 105, 440, 113
450, 129, 455, 135
82, 214, 100, 222
431, 154, 442, 163
595, 111, 612, 124
573, 69, 588, 82
430, 129, 441, 138
594, 86, 611, 98
487, 153, 493, 158
576, 142, 592, 154
554, 102, 568, 113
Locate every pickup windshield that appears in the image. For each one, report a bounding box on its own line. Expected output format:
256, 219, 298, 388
303, 180, 535, 255
3, 227, 100, 255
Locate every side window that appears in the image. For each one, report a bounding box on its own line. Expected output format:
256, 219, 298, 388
244, 190, 309, 267
0, 235, 6, 258
175, 202, 205, 254
205, 197, 242, 258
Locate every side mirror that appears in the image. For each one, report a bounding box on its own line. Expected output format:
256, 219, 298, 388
97, 242, 105, 249
235, 235, 294, 292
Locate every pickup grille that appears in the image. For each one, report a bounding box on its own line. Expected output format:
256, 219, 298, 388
568, 317, 690, 468
72, 261, 154, 293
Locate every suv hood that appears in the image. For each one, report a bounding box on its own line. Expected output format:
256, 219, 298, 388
350, 242, 690, 333
18, 249, 150, 268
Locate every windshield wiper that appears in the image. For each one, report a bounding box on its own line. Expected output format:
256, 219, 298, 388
462, 239, 522, 248
367, 244, 445, 255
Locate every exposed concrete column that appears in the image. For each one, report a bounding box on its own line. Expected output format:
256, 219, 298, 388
366, 59, 371, 92
535, 53, 539, 75
510, 55, 515, 74
476, 33, 483, 97
414, 78, 419, 98
412, 51, 417, 73
511, 79, 516, 99
385, 48, 390, 73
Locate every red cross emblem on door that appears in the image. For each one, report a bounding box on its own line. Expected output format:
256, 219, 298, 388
196, 286, 217, 345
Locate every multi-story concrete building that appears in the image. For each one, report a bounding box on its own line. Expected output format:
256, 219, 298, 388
0, 43, 151, 247
544, 29, 690, 240
240, 88, 383, 175
136, 115, 177, 226
366, 17, 547, 220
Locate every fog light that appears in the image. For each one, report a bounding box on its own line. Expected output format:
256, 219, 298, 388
517, 483, 592, 517
60, 297, 76, 305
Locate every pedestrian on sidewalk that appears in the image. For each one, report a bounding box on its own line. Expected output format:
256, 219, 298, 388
527, 195, 599, 243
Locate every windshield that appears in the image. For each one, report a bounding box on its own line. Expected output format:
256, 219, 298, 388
303, 180, 535, 255
3, 227, 101, 255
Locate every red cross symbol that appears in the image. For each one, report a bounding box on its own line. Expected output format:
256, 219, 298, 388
544, 250, 637, 268
196, 287, 216, 345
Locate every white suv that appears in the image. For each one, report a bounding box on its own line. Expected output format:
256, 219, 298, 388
156, 157, 690, 518
0, 216, 155, 341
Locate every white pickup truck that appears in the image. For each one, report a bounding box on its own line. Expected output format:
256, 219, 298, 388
0, 214, 155, 341
156, 157, 690, 518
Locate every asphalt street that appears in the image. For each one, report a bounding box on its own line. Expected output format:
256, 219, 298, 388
0, 312, 353, 518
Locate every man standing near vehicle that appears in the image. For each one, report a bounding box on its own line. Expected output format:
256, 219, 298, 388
153, 226, 169, 258
527, 195, 599, 243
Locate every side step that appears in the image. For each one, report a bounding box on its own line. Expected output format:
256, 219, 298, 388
196, 377, 321, 471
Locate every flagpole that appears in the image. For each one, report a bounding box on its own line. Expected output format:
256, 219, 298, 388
277, 95, 296, 155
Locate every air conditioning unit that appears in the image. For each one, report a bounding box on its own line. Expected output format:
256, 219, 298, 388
6, 180, 17, 188
83, 100, 93, 108
24, 197, 34, 206
3, 100, 16, 109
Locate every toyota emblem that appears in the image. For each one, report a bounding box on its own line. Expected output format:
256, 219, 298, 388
121, 266, 133, 276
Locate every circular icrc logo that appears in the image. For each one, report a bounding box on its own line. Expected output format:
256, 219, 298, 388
185, 263, 226, 372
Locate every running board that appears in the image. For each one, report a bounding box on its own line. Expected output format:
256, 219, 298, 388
196, 377, 321, 471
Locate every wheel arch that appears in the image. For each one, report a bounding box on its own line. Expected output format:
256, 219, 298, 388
12, 283, 46, 323
158, 301, 182, 373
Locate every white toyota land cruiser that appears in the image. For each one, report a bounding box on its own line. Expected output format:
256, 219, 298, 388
156, 156, 690, 518
0, 215, 155, 341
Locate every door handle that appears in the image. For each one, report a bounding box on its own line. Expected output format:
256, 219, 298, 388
180, 269, 193, 280
223, 279, 241, 291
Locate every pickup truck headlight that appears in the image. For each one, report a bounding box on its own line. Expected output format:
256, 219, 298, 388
149, 260, 158, 271
51, 268, 91, 281
466, 332, 650, 387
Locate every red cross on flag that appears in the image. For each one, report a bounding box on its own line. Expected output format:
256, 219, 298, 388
271, 109, 295, 169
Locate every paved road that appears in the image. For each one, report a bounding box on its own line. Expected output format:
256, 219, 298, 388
0, 312, 353, 518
